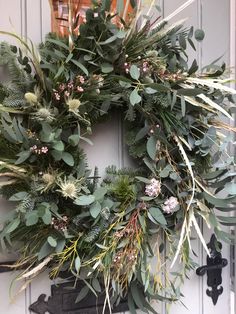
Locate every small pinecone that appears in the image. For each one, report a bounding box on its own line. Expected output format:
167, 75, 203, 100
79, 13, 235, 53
17, 197, 35, 212
100, 207, 110, 220
84, 225, 101, 243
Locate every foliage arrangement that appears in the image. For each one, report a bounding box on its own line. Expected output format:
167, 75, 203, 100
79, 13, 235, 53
0, 0, 236, 312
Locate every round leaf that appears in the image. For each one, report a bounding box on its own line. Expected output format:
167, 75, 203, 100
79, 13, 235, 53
47, 236, 57, 247
130, 89, 142, 106
195, 29, 205, 41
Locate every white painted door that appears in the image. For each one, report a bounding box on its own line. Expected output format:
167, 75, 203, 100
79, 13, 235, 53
0, 1, 233, 314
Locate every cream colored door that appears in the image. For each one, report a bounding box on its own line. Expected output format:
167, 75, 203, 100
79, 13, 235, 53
0, 1, 233, 314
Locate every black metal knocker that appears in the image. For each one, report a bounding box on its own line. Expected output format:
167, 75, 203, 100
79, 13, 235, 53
196, 233, 228, 305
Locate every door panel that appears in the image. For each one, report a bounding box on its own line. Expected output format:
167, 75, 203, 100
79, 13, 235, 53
0, 1, 233, 313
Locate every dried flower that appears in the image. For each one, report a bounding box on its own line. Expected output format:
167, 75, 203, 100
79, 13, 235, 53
64, 91, 70, 98
54, 92, 61, 100
78, 76, 85, 84
66, 98, 81, 115
34, 108, 55, 123
162, 196, 179, 214
41, 146, 49, 154
67, 82, 74, 89
77, 86, 84, 92
57, 177, 82, 199
92, 74, 104, 88
51, 216, 68, 232
30, 145, 49, 155
25, 92, 38, 104
145, 178, 161, 197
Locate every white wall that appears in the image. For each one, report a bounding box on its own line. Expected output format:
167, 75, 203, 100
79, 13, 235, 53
0, 1, 233, 314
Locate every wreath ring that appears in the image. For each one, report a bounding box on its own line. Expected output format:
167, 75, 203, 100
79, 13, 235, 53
0, 2, 235, 312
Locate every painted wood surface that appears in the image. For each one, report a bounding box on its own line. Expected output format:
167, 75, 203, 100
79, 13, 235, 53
0, 1, 232, 313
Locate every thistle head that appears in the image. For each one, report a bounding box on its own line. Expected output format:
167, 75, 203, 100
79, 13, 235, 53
25, 92, 38, 104
66, 98, 81, 114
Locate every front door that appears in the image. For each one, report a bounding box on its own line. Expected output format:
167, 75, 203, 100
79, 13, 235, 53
0, 1, 233, 313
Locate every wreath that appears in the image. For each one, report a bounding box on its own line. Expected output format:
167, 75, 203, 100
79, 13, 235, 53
0, 1, 235, 312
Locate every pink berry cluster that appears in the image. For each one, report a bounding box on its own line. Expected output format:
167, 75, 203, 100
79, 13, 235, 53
145, 178, 161, 197
162, 196, 179, 214
51, 216, 68, 232
124, 56, 151, 76
30, 145, 48, 154
53, 76, 85, 101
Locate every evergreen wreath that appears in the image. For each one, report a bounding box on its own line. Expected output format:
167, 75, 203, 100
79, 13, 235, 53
0, 1, 236, 312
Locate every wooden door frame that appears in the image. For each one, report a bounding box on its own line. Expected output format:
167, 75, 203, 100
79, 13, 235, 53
230, 1, 236, 313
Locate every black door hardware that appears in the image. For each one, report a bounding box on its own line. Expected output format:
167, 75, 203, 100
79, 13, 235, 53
29, 281, 130, 314
196, 233, 228, 305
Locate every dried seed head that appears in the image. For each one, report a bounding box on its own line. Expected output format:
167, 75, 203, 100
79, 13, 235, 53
25, 92, 38, 104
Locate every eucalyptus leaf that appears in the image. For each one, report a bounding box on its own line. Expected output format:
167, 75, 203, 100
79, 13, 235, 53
146, 136, 157, 160
75, 195, 95, 206
90, 201, 101, 218
47, 236, 57, 247
101, 63, 114, 73
62, 152, 74, 166
130, 89, 141, 105
130, 65, 140, 80
148, 207, 167, 225
75, 256, 81, 272
68, 134, 80, 146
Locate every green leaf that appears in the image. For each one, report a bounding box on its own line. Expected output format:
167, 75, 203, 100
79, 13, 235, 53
135, 126, 149, 142
145, 87, 157, 94
100, 34, 117, 45
149, 207, 167, 225
52, 141, 64, 151
130, 282, 147, 312
55, 239, 66, 253
146, 136, 157, 160
101, 63, 114, 73
38, 241, 54, 260
116, 30, 126, 39
5, 218, 20, 234
90, 201, 101, 218
46, 38, 70, 50
93, 187, 107, 201
42, 208, 52, 225
177, 88, 202, 96
92, 278, 101, 292
71, 59, 88, 76
54, 65, 64, 79
62, 152, 74, 166
181, 95, 186, 117
51, 150, 62, 161
148, 83, 170, 92
130, 89, 141, 105
195, 29, 205, 41
128, 294, 137, 314
119, 80, 132, 88
65, 52, 73, 63
135, 176, 151, 184
75, 256, 81, 272
25, 211, 39, 226
9, 192, 29, 201
224, 182, 236, 195
47, 236, 57, 247
217, 216, 236, 225
188, 59, 198, 75
75, 195, 95, 206
68, 134, 80, 146
130, 65, 140, 80
75, 286, 89, 303
15, 150, 31, 164
203, 192, 236, 207
179, 34, 186, 49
